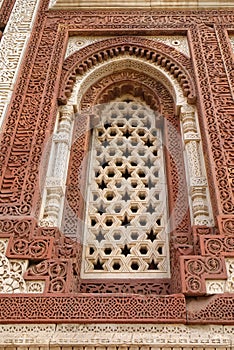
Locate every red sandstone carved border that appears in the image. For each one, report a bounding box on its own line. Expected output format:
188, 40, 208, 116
0, 292, 233, 324
0, 0, 233, 322
188, 24, 234, 219
187, 294, 234, 324
0, 294, 186, 323
0, 0, 16, 27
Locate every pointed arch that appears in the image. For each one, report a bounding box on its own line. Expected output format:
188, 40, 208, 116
58, 36, 196, 105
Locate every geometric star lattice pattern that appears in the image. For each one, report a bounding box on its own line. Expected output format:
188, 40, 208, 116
81, 101, 170, 278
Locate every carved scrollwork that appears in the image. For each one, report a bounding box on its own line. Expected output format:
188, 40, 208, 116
181, 255, 227, 295
0, 239, 45, 294
201, 235, 234, 257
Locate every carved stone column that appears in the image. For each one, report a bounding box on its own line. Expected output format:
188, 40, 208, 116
180, 105, 213, 226
40, 104, 74, 227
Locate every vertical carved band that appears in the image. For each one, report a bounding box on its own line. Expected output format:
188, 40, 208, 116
189, 24, 234, 218
0, 0, 40, 127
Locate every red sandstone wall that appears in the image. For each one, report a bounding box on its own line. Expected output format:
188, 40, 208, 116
0, 0, 233, 323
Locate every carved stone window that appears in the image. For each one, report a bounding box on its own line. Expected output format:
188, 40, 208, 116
81, 99, 170, 279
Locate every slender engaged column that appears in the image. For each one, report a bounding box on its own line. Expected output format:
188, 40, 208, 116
40, 104, 74, 227
180, 105, 213, 226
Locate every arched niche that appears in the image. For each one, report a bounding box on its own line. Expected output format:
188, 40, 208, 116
39, 41, 213, 293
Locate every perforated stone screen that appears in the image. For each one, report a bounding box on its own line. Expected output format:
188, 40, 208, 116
81, 101, 170, 278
